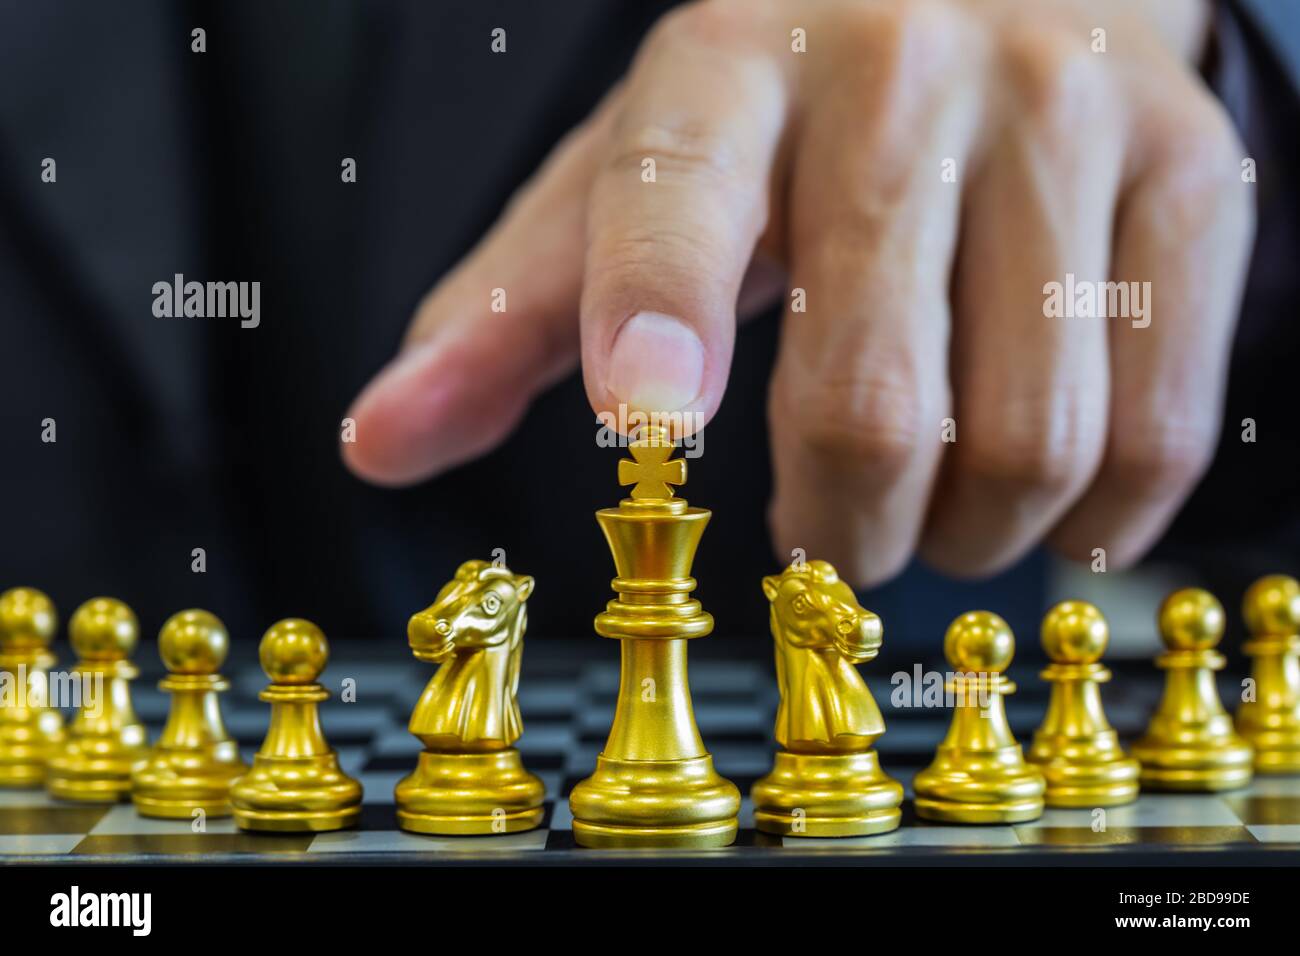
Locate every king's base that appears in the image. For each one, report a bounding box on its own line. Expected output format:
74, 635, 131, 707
230, 754, 363, 833
752, 750, 903, 837
395, 749, 545, 835
914, 746, 1046, 824
1132, 738, 1254, 792
569, 754, 740, 849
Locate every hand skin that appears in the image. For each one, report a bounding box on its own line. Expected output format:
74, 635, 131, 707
344, 0, 1253, 589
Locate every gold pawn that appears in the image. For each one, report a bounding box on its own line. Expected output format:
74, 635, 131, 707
47, 598, 148, 802
0, 588, 65, 787
1132, 588, 1253, 791
751, 560, 902, 837
231, 619, 362, 831
1236, 575, 1300, 773
1027, 601, 1140, 807
569, 425, 740, 848
914, 611, 1045, 823
132, 610, 248, 818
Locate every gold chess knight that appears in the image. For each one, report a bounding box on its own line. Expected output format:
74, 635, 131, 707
0, 587, 65, 787
46, 597, 149, 802
395, 560, 545, 835
132, 610, 247, 818
751, 560, 902, 837
914, 611, 1046, 823
1132, 588, 1254, 791
1027, 601, 1140, 807
569, 424, 740, 848
1236, 574, 1300, 773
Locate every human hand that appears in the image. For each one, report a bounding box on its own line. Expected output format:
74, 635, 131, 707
344, 0, 1252, 587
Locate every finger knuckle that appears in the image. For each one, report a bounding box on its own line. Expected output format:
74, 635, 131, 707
962, 400, 1102, 496
781, 368, 927, 483
588, 225, 726, 292
1000, 26, 1109, 128
1153, 102, 1255, 235
1106, 423, 1216, 498
648, 0, 751, 53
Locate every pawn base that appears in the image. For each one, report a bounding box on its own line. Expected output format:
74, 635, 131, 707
570, 753, 740, 849
46, 749, 145, 804
132, 760, 247, 819
0, 713, 65, 788
752, 750, 902, 837
395, 749, 545, 835
1029, 738, 1141, 808
1238, 727, 1300, 774
914, 745, 1046, 824
231, 754, 362, 833
0, 764, 47, 789
1132, 738, 1254, 792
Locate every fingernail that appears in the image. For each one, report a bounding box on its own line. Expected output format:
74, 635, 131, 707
605, 312, 705, 413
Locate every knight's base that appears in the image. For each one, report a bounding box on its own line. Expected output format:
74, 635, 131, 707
1133, 738, 1255, 792
230, 753, 363, 832
569, 753, 740, 849
752, 750, 903, 837
395, 749, 545, 835
914, 746, 1046, 824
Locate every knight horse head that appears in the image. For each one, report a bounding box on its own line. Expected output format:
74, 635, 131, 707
761, 559, 885, 752
406, 560, 536, 751
408, 560, 535, 663
762, 560, 881, 662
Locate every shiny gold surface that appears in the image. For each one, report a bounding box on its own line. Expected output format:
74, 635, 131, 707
396, 560, 545, 834
570, 425, 740, 848
46, 598, 148, 802
1236, 575, 1300, 773
1133, 589, 1254, 791
914, 611, 1045, 823
132, 610, 247, 818
752, 560, 902, 836
0, 588, 65, 787
1027, 601, 1140, 807
231, 619, 362, 831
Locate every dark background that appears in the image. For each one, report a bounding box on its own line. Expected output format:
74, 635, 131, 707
0, 1, 1297, 663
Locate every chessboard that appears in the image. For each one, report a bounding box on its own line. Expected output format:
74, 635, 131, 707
3, 642, 1299, 865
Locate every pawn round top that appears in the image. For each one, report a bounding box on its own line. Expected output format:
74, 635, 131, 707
259, 618, 328, 684
69, 597, 138, 661
1242, 575, 1300, 637
1041, 600, 1108, 664
159, 609, 229, 675
0, 587, 58, 652
1158, 588, 1224, 651
944, 611, 1014, 673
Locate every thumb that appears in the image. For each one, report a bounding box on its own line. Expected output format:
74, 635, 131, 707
343, 121, 602, 486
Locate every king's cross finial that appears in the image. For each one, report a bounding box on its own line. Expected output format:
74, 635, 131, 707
618, 425, 686, 499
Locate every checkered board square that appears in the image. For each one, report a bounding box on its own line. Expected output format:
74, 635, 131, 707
2, 651, 1298, 864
